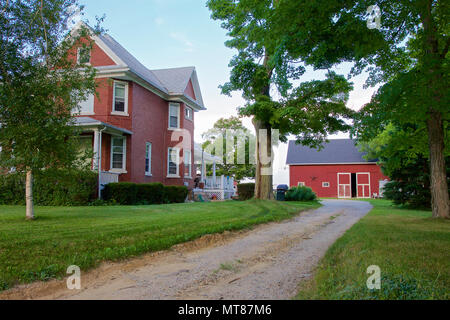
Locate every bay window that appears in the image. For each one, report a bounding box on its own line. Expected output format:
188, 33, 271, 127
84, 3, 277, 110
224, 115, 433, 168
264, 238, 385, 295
169, 103, 180, 129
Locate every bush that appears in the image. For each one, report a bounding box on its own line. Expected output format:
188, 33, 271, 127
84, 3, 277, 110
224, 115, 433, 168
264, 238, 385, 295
102, 182, 138, 205
237, 183, 255, 201
103, 182, 187, 205
285, 186, 317, 201
0, 169, 97, 206
163, 186, 188, 204
136, 183, 164, 205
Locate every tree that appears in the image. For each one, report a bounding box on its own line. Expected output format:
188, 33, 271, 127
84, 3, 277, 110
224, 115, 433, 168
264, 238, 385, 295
0, 0, 99, 219
202, 116, 256, 182
267, 0, 449, 218
207, 0, 354, 199
358, 122, 449, 208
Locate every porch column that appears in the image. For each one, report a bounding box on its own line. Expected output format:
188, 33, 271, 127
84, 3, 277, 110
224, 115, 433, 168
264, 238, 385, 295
201, 150, 205, 182
212, 160, 216, 187
93, 129, 100, 170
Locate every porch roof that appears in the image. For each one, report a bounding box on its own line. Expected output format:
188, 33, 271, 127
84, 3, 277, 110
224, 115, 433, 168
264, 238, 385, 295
73, 117, 133, 135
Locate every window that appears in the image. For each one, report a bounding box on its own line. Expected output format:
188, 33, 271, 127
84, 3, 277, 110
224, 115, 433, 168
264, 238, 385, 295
184, 150, 192, 178
169, 103, 180, 129
168, 148, 179, 176
185, 106, 193, 121
111, 137, 126, 171
78, 93, 94, 115
322, 182, 330, 188
145, 142, 152, 176
298, 182, 305, 187
113, 81, 128, 115
77, 47, 91, 65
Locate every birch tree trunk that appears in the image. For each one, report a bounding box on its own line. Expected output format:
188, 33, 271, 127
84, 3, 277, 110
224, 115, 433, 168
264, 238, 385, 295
26, 170, 35, 220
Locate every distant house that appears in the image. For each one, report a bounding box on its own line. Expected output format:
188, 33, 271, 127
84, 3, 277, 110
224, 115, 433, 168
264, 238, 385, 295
70, 23, 206, 191
286, 139, 389, 198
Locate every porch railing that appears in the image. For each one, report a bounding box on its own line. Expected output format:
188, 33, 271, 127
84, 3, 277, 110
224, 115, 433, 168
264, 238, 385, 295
204, 175, 234, 191
99, 171, 120, 189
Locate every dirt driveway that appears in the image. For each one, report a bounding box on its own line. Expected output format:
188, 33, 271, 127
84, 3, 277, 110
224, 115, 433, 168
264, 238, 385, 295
2, 200, 372, 300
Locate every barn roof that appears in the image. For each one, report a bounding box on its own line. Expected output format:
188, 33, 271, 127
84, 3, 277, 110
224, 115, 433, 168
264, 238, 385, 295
286, 139, 376, 165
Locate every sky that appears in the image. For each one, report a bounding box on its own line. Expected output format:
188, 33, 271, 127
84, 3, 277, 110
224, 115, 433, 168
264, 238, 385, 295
79, 0, 378, 185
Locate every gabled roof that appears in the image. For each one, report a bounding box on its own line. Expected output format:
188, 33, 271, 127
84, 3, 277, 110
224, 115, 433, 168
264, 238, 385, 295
72, 22, 206, 110
286, 139, 375, 165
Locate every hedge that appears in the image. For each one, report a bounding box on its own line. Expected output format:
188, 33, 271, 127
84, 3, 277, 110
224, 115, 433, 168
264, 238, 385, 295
163, 185, 189, 204
103, 182, 188, 205
285, 186, 317, 201
237, 183, 255, 201
0, 169, 97, 206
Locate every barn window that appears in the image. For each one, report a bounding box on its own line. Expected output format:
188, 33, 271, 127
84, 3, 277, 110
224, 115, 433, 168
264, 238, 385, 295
322, 182, 330, 188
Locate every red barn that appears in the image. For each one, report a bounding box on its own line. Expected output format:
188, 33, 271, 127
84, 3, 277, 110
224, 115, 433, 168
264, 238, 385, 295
287, 139, 389, 199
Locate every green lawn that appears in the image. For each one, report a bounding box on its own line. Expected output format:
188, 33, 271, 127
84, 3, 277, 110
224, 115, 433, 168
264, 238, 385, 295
296, 200, 450, 300
0, 200, 319, 291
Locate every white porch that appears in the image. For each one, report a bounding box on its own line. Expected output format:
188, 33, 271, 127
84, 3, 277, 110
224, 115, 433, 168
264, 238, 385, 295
194, 143, 236, 200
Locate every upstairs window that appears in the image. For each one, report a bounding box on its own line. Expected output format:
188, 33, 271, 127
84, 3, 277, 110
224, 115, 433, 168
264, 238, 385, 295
113, 81, 128, 115
168, 147, 179, 176
111, 137, 126, 171
169, 103, 180, 129
145, 142, 152, 176
184, 150, 192, 178
185, 106, 193, 121
77, 47, 91, 65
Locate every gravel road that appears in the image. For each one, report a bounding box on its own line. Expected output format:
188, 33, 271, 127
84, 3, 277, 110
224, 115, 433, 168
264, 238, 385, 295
2, 200, 372, 300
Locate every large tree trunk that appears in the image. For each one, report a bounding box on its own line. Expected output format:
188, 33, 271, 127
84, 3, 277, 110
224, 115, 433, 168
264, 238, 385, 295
26, 170, 35, 220
253, 118, 274, 200
427, 111, 450, 218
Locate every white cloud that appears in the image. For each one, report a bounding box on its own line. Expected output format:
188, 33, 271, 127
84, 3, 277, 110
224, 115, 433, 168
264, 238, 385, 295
154, 17, 165, 26
169, 32, 195, 52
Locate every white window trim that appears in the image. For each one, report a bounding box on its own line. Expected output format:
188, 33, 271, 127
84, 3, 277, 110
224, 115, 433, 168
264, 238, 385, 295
184, 149, 192, 178
298, 182, 305, 187
110, 136, 127, 173
168, 103, 181, 130
112, 81, 129, 116
322, 182, 330, 188
145, 142, 152, 176
167, 147, 180, 178
77, 47, 91, 65
185, 106, 193, 121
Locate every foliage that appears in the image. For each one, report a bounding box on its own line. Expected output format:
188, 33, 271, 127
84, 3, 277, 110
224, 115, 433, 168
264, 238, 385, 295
0, 200, 320, 291
237, 183, 255, 200
0, 1, 100, 173
136, 183, 165, 205
0, 169, 97, 206
102, 183, 138, 205
202, 116, 256, 182
103, 183, 187, 205
296, 200, 450, 300
163, 186, 189, 204
285, 186, 317, 202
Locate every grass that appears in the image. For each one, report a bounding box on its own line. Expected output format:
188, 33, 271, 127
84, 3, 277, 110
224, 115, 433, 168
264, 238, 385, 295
296, 199, 450, 300
0, 200, 319, 291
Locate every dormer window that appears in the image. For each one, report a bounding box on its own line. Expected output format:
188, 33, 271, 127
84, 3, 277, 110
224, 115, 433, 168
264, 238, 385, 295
112, 81, 128, 115
77, 47, 91, 65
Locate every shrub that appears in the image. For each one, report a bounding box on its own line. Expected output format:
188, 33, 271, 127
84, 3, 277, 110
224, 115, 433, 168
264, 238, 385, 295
163, 186, 188, 204
237, 183, 255, 201
102, 182, 138, 205
0, 169, 97, 206
136, 183, 164, 205
285, 186, 317, 201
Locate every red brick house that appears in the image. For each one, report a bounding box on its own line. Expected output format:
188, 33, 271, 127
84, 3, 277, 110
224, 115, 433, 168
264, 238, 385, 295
70, 24, 206, 191
287, 139, 389, 198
